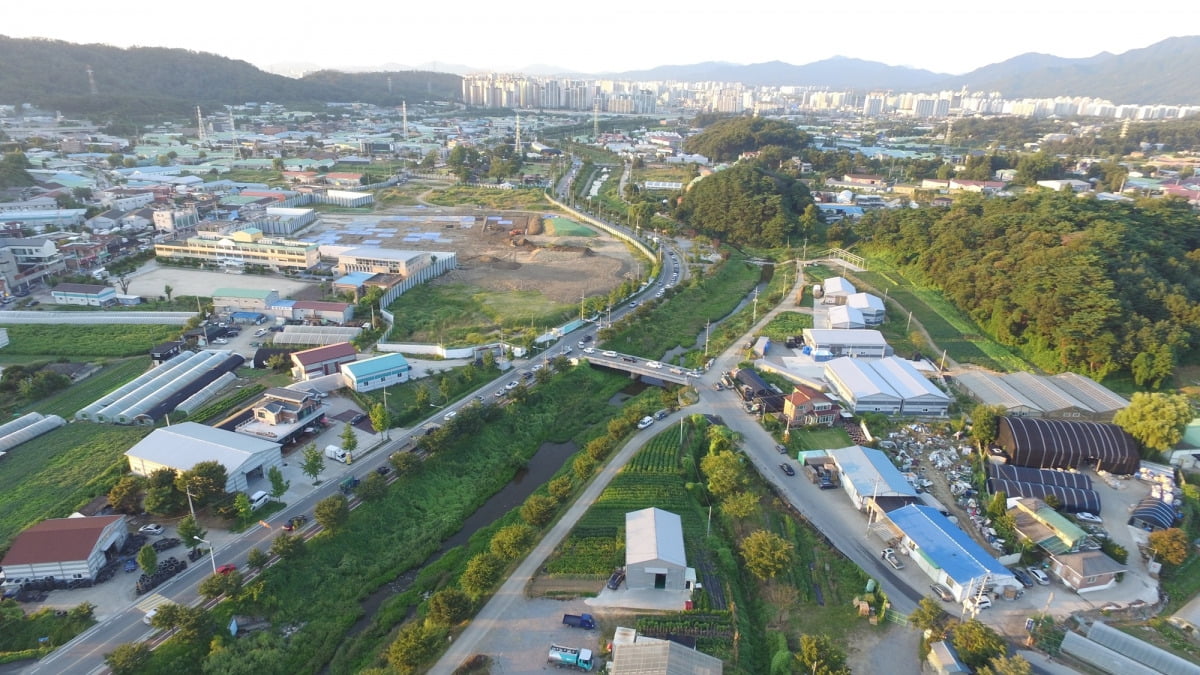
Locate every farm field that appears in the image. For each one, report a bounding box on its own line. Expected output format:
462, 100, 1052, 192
1, 325, 180, 358
758, 311, 813, 343
543, 217, 596, 237
423, 186, 550, 210
386, 282, 573, 345
0, 423, 150, 551
19, 357, 151, 419
787, 427, 853, 452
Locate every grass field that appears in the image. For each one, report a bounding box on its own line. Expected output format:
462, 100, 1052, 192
633, 165, 692, 185
0, 423, 150, 551
2, 325, 180, 358
759, 312, 814, 342
787, 427, 853, 452
386, 282, 573, 344
18, 357, 151, 419
544, 217, 596, 237
423, 186, 550, 210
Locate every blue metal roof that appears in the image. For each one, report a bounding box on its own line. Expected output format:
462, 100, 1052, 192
343, 353, 410, 379
888, 505, 1013, 586
336, 272, 375, 286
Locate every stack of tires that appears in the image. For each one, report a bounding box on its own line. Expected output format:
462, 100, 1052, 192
134, 556, 187, 595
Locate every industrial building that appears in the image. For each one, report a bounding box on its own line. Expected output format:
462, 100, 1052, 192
212, 288, 281, 311
953, 370, 1128, 422
994, 416, 1140, 474
50, 283, 117, 306
624, 508, 695, 592
824, 356, 949, 416
826, 305, 865, 330
826, 445, 918, 510
821, 276, 856, 304
883, 504, 1017, 602
988, 465, 1101, 515
291, 342, 358, 380
846, 292, 886, 325
124, 422, 283, 494
341, 353, 412, 392
802, 329, 891, 359
0, 515, 127, 583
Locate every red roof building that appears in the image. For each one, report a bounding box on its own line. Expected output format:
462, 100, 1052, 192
290, 341, 357, 380
1, 515, 127, 582
782, 385, 840, 428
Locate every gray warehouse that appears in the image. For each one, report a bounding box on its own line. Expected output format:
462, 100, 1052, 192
625, 508, 695, 592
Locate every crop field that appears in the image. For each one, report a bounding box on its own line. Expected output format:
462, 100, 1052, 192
386, 282, 573, 344
602, 257, 762, 359
633, 165, 692, 185
19, 357, 151, 419
423, 185, 550, 210
1, 325, 180, 358
0, 423, 150, 550
758, 311, 813, 343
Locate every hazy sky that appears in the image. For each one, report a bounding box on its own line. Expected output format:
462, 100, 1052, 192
3, 1, 1189, 76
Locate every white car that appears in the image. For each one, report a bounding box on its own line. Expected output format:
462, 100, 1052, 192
212, 338, 228, 345
636, 416, 655, 430
505, 381, 518, 390
1075, 512, 1103, 523
963, 595, 992, 611
1026, 567, 1050, 585
531, 364, 544, 371
646, 361, 662, 369
138, 523, 164, 536
143, 608, 159, 626
443, 411, 457, 421
602, 351, 617, 357
582, 347, 595, 354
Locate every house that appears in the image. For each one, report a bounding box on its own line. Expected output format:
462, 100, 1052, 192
50, 283, 117, 307
149, 341, 184, 365
291, 342, 358, 380
323, 172, 363, 187
624, 508, 695, 592
1006, 497, 1090, 553
124, 422, 283, 494
782, 385, 839, 428
0, 515, 127, 583
341, 353, 411, 392
212, 288, 280, 311
1050, 551, 1125, 593
235, 388, 325, 444
1037, 179, 1091, 192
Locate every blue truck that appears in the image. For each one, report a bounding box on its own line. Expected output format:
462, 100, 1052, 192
562, 613, 596, 629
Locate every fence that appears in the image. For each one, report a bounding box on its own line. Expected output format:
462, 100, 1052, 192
0, 311, 194, 325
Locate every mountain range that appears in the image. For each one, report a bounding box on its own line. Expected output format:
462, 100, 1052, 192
2, 34, 1198, 119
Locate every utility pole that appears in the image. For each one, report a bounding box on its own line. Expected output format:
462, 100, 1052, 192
752, 288, 760, 324
704, 320, 711, 357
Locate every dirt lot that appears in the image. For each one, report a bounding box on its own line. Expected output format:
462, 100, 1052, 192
123, 262, 314, 300
315, 209, 635, 305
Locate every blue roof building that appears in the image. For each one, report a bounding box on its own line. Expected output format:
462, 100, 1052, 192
827, 445, 917, 510
341, 353, 411, 392
886, 504, 1016, 601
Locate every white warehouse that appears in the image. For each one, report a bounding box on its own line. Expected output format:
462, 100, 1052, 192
124, 422, 283, 494
824, 356, 949, 416
802, 329, 892, 359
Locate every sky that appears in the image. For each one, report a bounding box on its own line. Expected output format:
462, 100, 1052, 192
2, 1, 1190, 77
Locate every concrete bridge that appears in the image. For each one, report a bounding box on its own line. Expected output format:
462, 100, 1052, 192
580, 350, 699, 385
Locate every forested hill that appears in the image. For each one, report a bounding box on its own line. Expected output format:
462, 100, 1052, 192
0, 36, 461, 116
853, 192, 1200, 386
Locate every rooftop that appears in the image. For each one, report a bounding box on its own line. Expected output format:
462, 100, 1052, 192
291, 342, 357, 366
888, 504, 1013, 587
342, 353, 411, 379
1, 515, 123, 566
626, 507, 687, 568
212, 288, 277, 300
125, 422, 279, 472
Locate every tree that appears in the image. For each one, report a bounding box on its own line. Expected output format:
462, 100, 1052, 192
794, 634, 850, 675
247, 547, 269, 569
177, 515, 205, 552
738, 529, 793, 580
426, 588, 472, 625
520, 494, 557, 527
234, 492, 252, 522
414, 384, 431, 409
340, 423, 358, 458
1113, 392, 1193, 453
176, 460, 228, 505
721, 490, 760, 519
1148, 527, 1189, 566
438, 376, 452, 403
164, 284, 174, 302
115, 273, 131, 295
315, 493, 350, 532
547, 476, 573, 501
137, 544, 158, 576
108, 476, 143, 515
301, 443, 325, 483
489, 523, 535, 559
198, 569, 243, 600
701, 450, 746, 499
977, 654, 1033, 675
267, 465, 289, 499
951, 619, 1007, 669
370, 402, 391, 438
390, 450, 419, 474
460, 552, 502, 596
266, 353, 289, 372
105, 643, 151, 675
387, 622, 439, 671
970, 404, 1005, 450
143, 467, 185, 515
909, 596, 947, 634
357, 472, 387, 500
270, 532, 305, 560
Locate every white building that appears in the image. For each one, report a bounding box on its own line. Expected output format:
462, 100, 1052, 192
824, 356, 949, 416
846, 292, 886, 325
802, 329, 891, 359
822, 276, 856, 304
0, 515, 127, 583
826, 305, 865, 330
124, 422, 283, 494
624, 508, 695, 592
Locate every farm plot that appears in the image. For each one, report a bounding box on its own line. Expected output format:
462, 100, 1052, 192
1, 324, 180, 358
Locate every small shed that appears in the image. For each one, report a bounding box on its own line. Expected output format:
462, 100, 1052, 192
625, 508, 691, 591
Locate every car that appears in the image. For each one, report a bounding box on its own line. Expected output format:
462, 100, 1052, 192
713, 382, 724, 391
582, 347, 595, 354
216, 564, 237, 575
282, 515, 308, 531
532, 364, 544, 371
646, 360, 662, 369
375, 465, 391, 477
621, 356, 636, 363
963, 595, 992, 611
443, 410, 457, 421
1026, 567, 1050, 585
881, 548, 905, 569
636, 416, 655, 430
606, 569, 626, 590
578, 341, 586, 348
602, 350, 617, 357
493, 389, 506, 398
505, 380, 518, 390
1010, 568, 1034, 588
144, 608, 159, 625
779, 463, 796, 476
653, 409, 670, 421
930, 583, 954, 602
776, 444, 789, 454
254, 328, 268, 337
1076, 511, 1103, 524
350, 413, 366, 424
474, 395, 484, 404
562, 346, 572, 354
28, 300, 39, 306
138, 524, 164, 536
212, 338, 228, 345
628, 301, 638, 308
582, 335, 593, 342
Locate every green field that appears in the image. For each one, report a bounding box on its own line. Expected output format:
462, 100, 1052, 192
786, 427, 853, 452
385, 282, 573, 344
0, 423, 150, 551
423, 185, 550, 210
759, 311, 814, 342
544, 217, 596, 237
18, 357, 151, 419
1, 325, 180, 358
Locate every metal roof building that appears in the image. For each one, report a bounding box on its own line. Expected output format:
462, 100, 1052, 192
625, 508, 692, 592
341, 353, 412, 392
124, 422, 282, 494
995, 416, 1140, 475
826, 305, 865, 330
886, 504, 1016, 602
827, 445, 918, 510
824, 357, 949, 416
846, 292, 885, 325
802, 329, 891, 359
954, 370, 1127, 422
0, 515, 127, 583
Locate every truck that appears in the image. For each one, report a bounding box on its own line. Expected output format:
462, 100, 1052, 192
338, 476, 360, 494
548, 644, 594, 671
325, 445, 348, 463
562, 613, 596, 629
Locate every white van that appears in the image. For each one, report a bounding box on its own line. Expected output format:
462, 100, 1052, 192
249, 491, 270, 510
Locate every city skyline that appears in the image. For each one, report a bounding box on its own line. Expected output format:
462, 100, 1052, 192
2, 1, 1190, 77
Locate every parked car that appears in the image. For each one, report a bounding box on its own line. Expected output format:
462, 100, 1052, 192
350, 413, 365, 424
636, 416, 655, 430
653, 409, 670, 421
930, 583, 954, 602
443, 411, 457, 421
779, 463, 796, 476
505, 380, 518, 390
1026, 567, 1050, 585
375, 466, 391, 477
881, 548, 905, 570
1010, 568, 1034, 588
964, 595, 992, 611
216, 564, 237, 575
1076, 511, 1103, 524
776, 444, 788, 454
138, 524, 164, 536
606, 569, 626, 590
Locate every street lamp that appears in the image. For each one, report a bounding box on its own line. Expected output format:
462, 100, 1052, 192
194, 536, 217, 576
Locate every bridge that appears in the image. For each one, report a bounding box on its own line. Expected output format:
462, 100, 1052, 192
580, 351, 699, 385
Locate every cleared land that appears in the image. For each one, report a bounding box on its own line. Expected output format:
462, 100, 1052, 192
124, 264, 312, 299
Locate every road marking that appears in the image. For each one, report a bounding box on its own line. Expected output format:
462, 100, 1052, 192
134, 593, 173, 612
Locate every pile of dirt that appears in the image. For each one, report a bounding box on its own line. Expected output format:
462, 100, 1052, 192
526, 216, 544, 235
